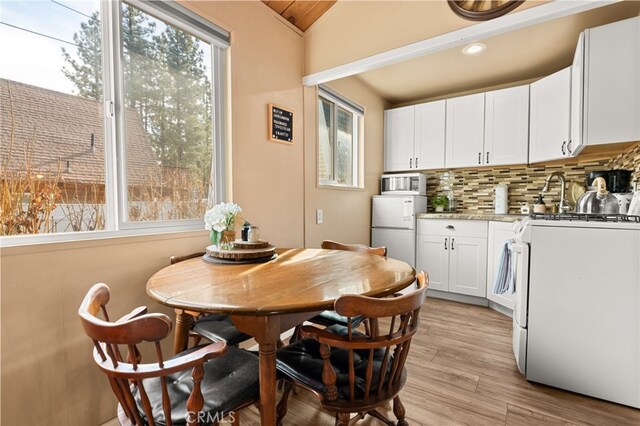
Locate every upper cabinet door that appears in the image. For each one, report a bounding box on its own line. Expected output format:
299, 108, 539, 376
414, 100, 446, 170
529, 67, 571, 164
484, 85, 529, 166
445, 93, 485, 168
569, 32, 585, 157
584, 16, 640, 146
384, 106, 415, 172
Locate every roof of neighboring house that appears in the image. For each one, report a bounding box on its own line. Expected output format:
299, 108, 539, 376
0, 78, 158, 185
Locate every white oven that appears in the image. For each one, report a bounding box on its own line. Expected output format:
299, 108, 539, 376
510, 215, 640, 408
509, 221, 530, 375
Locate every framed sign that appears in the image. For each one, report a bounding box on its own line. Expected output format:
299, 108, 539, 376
268, 103, 294, 144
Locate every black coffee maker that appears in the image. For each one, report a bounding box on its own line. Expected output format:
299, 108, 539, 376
585, 170, 632, 193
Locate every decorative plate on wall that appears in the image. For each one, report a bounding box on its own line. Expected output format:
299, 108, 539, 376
448, 0, 525, 21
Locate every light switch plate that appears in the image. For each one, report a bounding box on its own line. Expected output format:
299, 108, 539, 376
316, 209, 323, 224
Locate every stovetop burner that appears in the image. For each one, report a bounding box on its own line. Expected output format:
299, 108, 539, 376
529, 212, 640, 223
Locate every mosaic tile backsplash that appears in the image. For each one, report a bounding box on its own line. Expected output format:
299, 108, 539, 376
424, 142, 640, 214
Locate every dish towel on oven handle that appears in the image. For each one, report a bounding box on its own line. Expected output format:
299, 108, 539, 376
492, 238, 516, 295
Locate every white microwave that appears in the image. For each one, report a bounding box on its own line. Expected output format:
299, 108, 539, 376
381, 173, 427, 195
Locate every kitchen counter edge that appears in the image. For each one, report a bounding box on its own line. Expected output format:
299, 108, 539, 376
417, 213, 525, 222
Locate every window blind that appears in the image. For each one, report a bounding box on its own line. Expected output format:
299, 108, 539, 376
318, 84, 365, 116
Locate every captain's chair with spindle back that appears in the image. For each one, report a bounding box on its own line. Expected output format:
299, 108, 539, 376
169, 253, 251, 353
276, 271, 428, 426
291, 241, 387, 339
78, 283, 259, 426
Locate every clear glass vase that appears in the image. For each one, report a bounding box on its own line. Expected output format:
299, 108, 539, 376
210, 229, 235, 249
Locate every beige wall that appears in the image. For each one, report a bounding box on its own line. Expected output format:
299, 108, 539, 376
0, 232, 209, 425
1, 2, 307, 425
304, 77, 388, 248
183, 0, 305, 249
303, 1, 546, 75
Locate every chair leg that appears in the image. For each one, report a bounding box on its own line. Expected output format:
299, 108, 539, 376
231, 410, 240, 426
290, 324, 301, 343
276, 380, 294, 426
393, 396, 408, 426
336, 412, 351, 426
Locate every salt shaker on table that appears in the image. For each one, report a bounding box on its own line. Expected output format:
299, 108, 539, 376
248, 226, 259, 243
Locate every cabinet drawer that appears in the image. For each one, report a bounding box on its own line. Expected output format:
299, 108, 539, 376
418, 219, 488, 238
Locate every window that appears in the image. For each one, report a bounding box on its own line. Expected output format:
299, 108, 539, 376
0, 0, 228, 241
317, 85, 363, 188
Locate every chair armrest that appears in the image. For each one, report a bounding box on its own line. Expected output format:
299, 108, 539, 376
299, 325, 408, 351
94, 341, 228, 379
116, 306, 148, 323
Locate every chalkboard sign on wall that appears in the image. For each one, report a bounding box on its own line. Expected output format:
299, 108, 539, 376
268, 104, 294, 144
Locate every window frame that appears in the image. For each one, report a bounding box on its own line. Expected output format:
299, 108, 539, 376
0, 0, 228, 247
317, 86, 364, 189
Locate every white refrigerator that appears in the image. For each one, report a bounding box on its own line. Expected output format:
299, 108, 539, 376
371, 195, 427, 267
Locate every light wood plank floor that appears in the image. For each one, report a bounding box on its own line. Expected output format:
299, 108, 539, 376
238, 298, 640, 426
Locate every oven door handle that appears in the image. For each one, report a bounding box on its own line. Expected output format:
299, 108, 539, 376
508, 242, 522, 253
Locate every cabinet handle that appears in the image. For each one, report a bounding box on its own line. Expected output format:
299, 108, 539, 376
409, 158, 412, 168
561, 141, 566, 155
486, 152, 489, 164
415, 157, 418, 168
451, 238, 455, 250
478, 152, 481, 164
567, 139, 573, 154
445, 225, 454, 230
444, 238, 448, 250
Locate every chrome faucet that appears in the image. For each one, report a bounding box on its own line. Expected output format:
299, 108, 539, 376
542, 171, 570, 213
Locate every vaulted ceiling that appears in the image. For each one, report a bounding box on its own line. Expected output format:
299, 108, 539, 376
262, 1, 336, 31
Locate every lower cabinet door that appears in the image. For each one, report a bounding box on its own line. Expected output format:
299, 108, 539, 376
416, 234, 449, 292
448, 236, 487, 297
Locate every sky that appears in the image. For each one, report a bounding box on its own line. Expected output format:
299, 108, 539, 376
0, 0, 213, 96
0, 0, 99, 94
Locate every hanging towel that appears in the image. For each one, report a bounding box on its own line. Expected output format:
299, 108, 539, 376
492, 238, 516, 295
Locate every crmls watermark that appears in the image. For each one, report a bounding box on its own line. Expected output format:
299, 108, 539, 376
185, 411, 236, 424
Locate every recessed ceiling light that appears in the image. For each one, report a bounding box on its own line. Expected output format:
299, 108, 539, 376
462, 43, 487, 55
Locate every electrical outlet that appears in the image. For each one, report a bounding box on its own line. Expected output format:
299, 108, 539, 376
316, 209, 323, 224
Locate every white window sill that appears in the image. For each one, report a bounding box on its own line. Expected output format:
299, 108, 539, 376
0, 225, 208, 252
317, 181, 363, 191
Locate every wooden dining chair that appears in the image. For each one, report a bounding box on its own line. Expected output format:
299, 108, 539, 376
170, 253, 251, 351
79, 283, 259, 426
276, 271, 428, 426
320, 240, 387, 257
291, 241, 387, 339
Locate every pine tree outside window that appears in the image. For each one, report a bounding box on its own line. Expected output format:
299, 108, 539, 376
0, 0, 228, 245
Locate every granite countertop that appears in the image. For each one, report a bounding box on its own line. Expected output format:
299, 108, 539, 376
417, 212, 525, 222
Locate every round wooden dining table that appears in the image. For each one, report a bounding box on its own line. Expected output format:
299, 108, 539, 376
146, 247, 416, 426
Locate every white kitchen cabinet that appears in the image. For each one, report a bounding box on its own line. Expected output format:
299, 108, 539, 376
414, 101, 446, 169
581, 16, 640, 147
384, 101, 446, 172
417, 219, 488, 297
529, 67, 571, 163
384, 106, 415, 172
445, 93, 485, 168
416, 234, 449, 292
486, 221, 516, 310
569, 31, 585, 156
484, 85, 529, 166
448, 236, 487, 297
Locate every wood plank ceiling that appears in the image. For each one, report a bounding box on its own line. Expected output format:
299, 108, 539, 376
262, 1, 337, 31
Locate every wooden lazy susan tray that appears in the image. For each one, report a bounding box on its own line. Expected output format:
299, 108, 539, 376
204, 240, 276, 264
